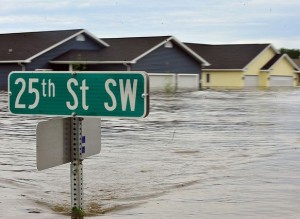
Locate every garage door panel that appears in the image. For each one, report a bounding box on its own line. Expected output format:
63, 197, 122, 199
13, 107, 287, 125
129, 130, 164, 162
177, 74, 199, 90
244, 76, 259, 87
270, 76, 293, 87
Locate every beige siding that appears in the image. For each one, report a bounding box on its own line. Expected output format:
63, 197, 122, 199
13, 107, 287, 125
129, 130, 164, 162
268, 57, 298, 87
244, 47, 277, 76
202, 71, 244, 89
270, 58, 296, 76
259, 72, 269, 87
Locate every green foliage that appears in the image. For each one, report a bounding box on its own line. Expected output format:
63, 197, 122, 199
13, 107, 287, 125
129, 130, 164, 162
164, 81, 175, 94
72, 206, 85, 218
72, 63, 87, 71
280, 48, 300, 59
72, 54, 87, 71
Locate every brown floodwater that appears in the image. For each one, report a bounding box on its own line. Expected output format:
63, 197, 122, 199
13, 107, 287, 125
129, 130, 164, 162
0, 89, 300, 218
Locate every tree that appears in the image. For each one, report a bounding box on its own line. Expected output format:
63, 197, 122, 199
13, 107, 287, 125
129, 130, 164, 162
279, 48, 300, 59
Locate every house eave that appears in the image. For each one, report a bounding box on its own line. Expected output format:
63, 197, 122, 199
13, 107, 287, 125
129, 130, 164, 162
49, 60, 135, 64
170, 36, 211, 66
243, 44, 277, 70
203, 69, 243, 72
0, 60, 30, 63
132, 36, 211, 66
26, 29, 110, 63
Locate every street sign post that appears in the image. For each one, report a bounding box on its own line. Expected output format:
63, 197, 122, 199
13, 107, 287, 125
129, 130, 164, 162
8, 71, 149, 117
9, 71, 150, 218
36, 117, 101, 171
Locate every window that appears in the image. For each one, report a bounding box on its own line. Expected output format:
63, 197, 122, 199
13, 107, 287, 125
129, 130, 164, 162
164, 41, 173, 48
76, 34, 86, 41
206, 73, 210, 83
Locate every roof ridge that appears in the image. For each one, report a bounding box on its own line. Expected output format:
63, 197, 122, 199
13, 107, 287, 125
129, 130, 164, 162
0, 29, 84, 36
186, 42, 271, 46
101, 36, 172, 40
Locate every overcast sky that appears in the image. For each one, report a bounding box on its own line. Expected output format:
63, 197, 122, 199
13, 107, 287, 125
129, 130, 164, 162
1, 0, 299, 49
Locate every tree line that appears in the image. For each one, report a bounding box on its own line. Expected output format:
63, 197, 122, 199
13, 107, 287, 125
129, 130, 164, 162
280, 48, 300, 59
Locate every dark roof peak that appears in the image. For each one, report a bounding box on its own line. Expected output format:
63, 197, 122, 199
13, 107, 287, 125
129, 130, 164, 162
0, 29, 84, 36
101, 35, 172, 40
186, 42, 271, 46
0, 29, 87, 62
261, 54, 283, 70
185, 43, 272, 69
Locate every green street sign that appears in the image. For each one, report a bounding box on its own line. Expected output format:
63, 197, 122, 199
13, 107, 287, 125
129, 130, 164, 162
9, 71, 149, 117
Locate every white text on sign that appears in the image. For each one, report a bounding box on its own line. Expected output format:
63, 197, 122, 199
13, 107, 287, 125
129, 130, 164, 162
14, 78, 138, 112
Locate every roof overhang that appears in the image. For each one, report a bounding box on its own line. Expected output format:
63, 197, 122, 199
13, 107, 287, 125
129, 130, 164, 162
132, 36, 210, 66
49, 60, 134, 64
25, 29, 110, 63
0, 60, 30, 63
243, 44, 277, 70
203, 69, 243, 72
261, 54, 300, 72
283, 54, 300, 71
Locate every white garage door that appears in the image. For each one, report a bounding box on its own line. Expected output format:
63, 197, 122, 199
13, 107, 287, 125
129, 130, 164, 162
244, 75, 259, 87
270, 76, 293, 87
148, 73, 176, 91
177, 74, 199, 90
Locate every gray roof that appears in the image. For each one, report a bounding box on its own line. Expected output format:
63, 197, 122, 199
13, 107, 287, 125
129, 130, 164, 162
0, 29, 209, 65
0, 29, 83, 62
185, 43, 271, 70
261, 54, 300, 71
292, 58, 300, 69
52, 36, 210, 65
261, 54, 282, 70
0, 29, 109, 63
53, 36, 172, 63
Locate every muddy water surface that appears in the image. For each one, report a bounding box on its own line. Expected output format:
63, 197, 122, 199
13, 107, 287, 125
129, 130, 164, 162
0, 89, 300, 218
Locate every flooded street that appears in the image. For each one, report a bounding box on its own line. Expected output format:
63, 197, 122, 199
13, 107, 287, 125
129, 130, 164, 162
0, 89, 300, 218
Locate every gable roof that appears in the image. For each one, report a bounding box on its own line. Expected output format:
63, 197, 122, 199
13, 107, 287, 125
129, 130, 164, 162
0, 29, 109, 63
292, 58, 300, 69
52, 36, 170, 63
103, 36, 173, 62
185, 43, 271, 70
261, 54, 300, 71
51, 36, 210, 66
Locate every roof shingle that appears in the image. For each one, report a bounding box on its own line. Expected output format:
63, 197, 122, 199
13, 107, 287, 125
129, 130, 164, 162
0, 29, 83, 61
53, 36, 172, 62
185, 43, 270, 69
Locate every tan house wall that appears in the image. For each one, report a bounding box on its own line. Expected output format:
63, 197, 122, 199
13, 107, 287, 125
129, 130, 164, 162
200, 46, 300, 89
244, 47, 277, 76
259, 72, 268, 87
202, 71, 243, 89
267, 57, 298, 87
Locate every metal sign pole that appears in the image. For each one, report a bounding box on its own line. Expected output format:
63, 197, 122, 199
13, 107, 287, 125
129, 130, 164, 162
70, 117, 84, 218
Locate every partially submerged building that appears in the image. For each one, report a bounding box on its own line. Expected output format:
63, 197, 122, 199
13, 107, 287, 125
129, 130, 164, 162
0, 29, 209, 91
1, 29, 299, 91
186, 43, 300, 89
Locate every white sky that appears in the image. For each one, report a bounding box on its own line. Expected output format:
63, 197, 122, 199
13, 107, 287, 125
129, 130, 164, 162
1, 0, 299, 49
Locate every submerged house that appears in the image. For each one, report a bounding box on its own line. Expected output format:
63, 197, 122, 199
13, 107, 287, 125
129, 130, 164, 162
186, 43, 300, 89
0, 29, 108, 90
292, 58, 300, 73
53, 36, 210, 91
0, 29, 209, 91
1, 28, 298, 91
